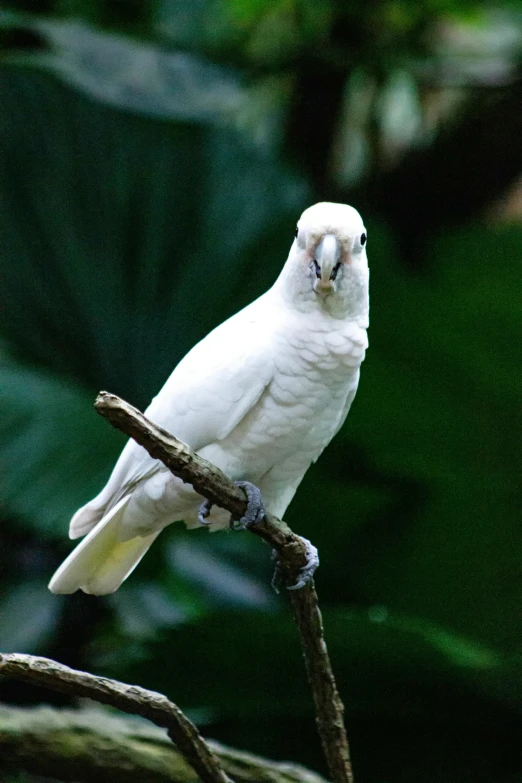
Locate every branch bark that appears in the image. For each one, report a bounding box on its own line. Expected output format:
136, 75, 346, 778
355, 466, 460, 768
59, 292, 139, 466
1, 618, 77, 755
94, 391, 355, 783
94, 392, 310, 581
0, 653, 232, 783
0, 704, 329, 783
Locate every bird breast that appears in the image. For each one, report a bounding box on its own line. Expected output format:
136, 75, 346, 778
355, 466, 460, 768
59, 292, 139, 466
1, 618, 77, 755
200, 315, 368, 482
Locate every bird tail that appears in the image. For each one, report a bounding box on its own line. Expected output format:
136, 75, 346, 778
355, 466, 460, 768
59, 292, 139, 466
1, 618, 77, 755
68, 486, 119, 539
48, 497, 159, 595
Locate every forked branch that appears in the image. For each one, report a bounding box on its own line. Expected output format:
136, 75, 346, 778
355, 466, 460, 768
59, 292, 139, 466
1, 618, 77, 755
94, 391, 354, 783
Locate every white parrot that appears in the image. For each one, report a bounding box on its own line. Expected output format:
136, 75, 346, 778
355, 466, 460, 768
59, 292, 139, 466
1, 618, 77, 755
49, 202, 369, 596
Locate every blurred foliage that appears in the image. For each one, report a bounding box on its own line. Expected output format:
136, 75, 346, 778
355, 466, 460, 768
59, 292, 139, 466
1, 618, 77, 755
0, 1, 521, 783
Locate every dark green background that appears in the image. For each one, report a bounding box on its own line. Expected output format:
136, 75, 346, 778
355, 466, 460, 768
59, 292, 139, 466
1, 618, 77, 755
0, 1, 521, 781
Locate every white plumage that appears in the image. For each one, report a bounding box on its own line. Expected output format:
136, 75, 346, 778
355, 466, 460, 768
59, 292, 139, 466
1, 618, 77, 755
49, 202, 369, 595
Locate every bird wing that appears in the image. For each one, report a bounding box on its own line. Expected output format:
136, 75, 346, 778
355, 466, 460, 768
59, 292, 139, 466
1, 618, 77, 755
103, 295, 274, 500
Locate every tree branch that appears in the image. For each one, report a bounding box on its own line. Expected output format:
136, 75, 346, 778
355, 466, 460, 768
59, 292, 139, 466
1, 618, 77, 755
94, 392, 309, 580
0, 704, 329, 783
0, 653, 232, 783
94, 391, 355, 783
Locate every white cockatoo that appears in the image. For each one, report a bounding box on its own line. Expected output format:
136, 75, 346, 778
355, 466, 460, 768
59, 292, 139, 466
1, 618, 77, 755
49, 202, 369, 595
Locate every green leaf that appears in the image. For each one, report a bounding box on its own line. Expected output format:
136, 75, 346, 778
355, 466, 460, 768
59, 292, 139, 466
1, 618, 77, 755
0, 65, 306, 409
5, 17, 247, 123
0, 348, 125, 537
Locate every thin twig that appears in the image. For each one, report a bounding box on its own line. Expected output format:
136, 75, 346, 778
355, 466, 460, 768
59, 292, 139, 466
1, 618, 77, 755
94, 391, 355, 783
0, 653, 232, 783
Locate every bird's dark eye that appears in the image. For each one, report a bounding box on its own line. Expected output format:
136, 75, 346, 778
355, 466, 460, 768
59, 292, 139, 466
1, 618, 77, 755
295, 226, 299, 238
360, 232, 367, 246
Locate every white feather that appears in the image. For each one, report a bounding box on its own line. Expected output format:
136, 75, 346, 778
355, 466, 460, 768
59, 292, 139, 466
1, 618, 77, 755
49, 497, 160, 595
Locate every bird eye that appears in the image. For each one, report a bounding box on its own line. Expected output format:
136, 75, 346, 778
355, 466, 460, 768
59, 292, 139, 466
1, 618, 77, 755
360, 232, 367, 246
295, 226, 299, 239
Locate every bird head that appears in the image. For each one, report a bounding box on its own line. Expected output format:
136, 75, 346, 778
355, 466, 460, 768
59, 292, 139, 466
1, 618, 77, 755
277, 202, 369, 318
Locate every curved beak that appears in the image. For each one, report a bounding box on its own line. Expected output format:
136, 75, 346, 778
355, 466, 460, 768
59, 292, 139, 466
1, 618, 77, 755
312, 234, 341, 294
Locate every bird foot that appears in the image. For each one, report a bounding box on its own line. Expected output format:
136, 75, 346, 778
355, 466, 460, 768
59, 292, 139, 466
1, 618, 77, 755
197, 481, 265, 530
271, 537, 319, 593
229, 481, 265, 531
198, 498, 213, 526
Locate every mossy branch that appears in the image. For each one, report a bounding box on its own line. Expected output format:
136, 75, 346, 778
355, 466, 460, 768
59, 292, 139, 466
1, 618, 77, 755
0, 704, 329, 783
0, 652, 231, 783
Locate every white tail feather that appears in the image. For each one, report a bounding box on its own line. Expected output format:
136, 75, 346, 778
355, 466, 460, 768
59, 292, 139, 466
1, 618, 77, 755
69, 486, 120, 540
49, 497, 159, 595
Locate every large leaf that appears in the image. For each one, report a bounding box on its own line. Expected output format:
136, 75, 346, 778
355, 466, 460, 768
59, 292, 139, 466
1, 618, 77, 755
4, 16, 247, 124
0, 63, 306, 407
0, 348, 125, 536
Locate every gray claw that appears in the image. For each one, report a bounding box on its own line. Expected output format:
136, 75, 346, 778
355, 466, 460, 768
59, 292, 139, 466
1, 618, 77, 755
271, 537, 319, 593
230, 481, 265, 531
198, 498, 213, 526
